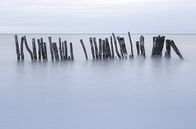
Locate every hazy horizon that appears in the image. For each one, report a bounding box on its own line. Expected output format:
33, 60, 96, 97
0, 0, 196, 33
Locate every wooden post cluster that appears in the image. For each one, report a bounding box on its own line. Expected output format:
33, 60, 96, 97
14, 35, 74, 62
151, 35, 183, 60
48, 37, 74, 61
14, 33, 184, 61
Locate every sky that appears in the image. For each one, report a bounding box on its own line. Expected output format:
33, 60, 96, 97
0, 0, 196, 33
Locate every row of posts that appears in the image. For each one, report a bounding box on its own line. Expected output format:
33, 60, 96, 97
15, 32, 183, 61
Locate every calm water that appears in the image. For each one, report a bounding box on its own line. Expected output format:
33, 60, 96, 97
0, 34, 196, 129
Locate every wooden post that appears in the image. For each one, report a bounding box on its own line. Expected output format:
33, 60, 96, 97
151, 36, 165, 57
165, 39, 171, 59
40, 38, 46, 60
170, 40, 184, 60
110, 36, 114, 59
43, 42, 48, 61
117, 36, 127, 58
136, 41, 140, 56
63, 41, 68, 60
93, 37, 99, 59
140, 35, 146, 58
102, 39, 106, 59
112, 33, 121, 59
70, 42, 74, 60
128, 32, 134, 58
98, 38, 103, 60
20, 36, 24, 60
52, 42, 59, 61
48, 37, 54, 61
23, 36, 34, 60
37, 39, 42, 60
59, 38, 63, 60
151, 37, 157, 57
105, 38, 111, 59
32, 38, 37, 60
14, 35, 20, 60
89, 37, 95, 60
80, 39, 88, 60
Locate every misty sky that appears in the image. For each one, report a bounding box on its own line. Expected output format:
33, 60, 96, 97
0, 0, 196, 33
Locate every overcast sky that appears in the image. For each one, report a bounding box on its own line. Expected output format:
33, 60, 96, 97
0, 0, 196, 33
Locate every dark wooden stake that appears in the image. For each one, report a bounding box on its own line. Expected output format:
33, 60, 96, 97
110, 36, 114, 59
165, 39, 171, 59
128, 32, 134, 58
93, 37, 99, 59
14, 35, 20, 60
98, 38, 103, 60
80, 39, 88, 60
52, 42, 59, 61
32, 38, 37, 60
23, 36, 34, 60
170, 40, 184, 60
136, 41, 140, 56
140, 35, 146, 58
89, 37, 95, 60
48, 37, 54, 61
59, 38, 63, 60
70, 42, 74, 60
112, 33, 121, 59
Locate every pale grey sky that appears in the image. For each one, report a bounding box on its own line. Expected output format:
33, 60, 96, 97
0, 0, 196, 33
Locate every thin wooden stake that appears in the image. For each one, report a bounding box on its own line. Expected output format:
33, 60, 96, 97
32, 38, 37, 60
14, 35, 20, 60
128, 32, 134, 58
89, 37, 95, 60
93, 37, 99, 59
170, 40, 184, 60
110, 36, 114, 59
80, 39, 88, 60
70, 42, 74, 60
112, 33, 121, 59
165, 39, 171, 59
48, 37, 54, 61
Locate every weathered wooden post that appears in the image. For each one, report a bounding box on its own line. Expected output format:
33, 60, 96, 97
70, 42, 74, 60
32, 38, 37, 60
170, 40, 184, 60
64, 41, 68, 60
151, 36, 165, 58
48, 37, 54, 61
151, 37, 157, 57
20, 36, 24, 60
40, 38, 46, 60
136, 41, 140, 56
23, 36, 34, 60
110, 36, 114, 59
80, 39, 88, 60
98, 38, 103, 60
93, 37, 99, 59
59, 38, 63, 61
102, 39, 106, 59
89, 37, 95, 60
43, 42, 48, 61
140, 35, 146, 58
14, 35, 20, 61
128, 32, 134, 58
52, 42, 59, 61
105, 38, 111, 59
37, 39, 42, 60
117, 36, 127, 58
112, 33, 121, 59
165, 39, 171, 59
